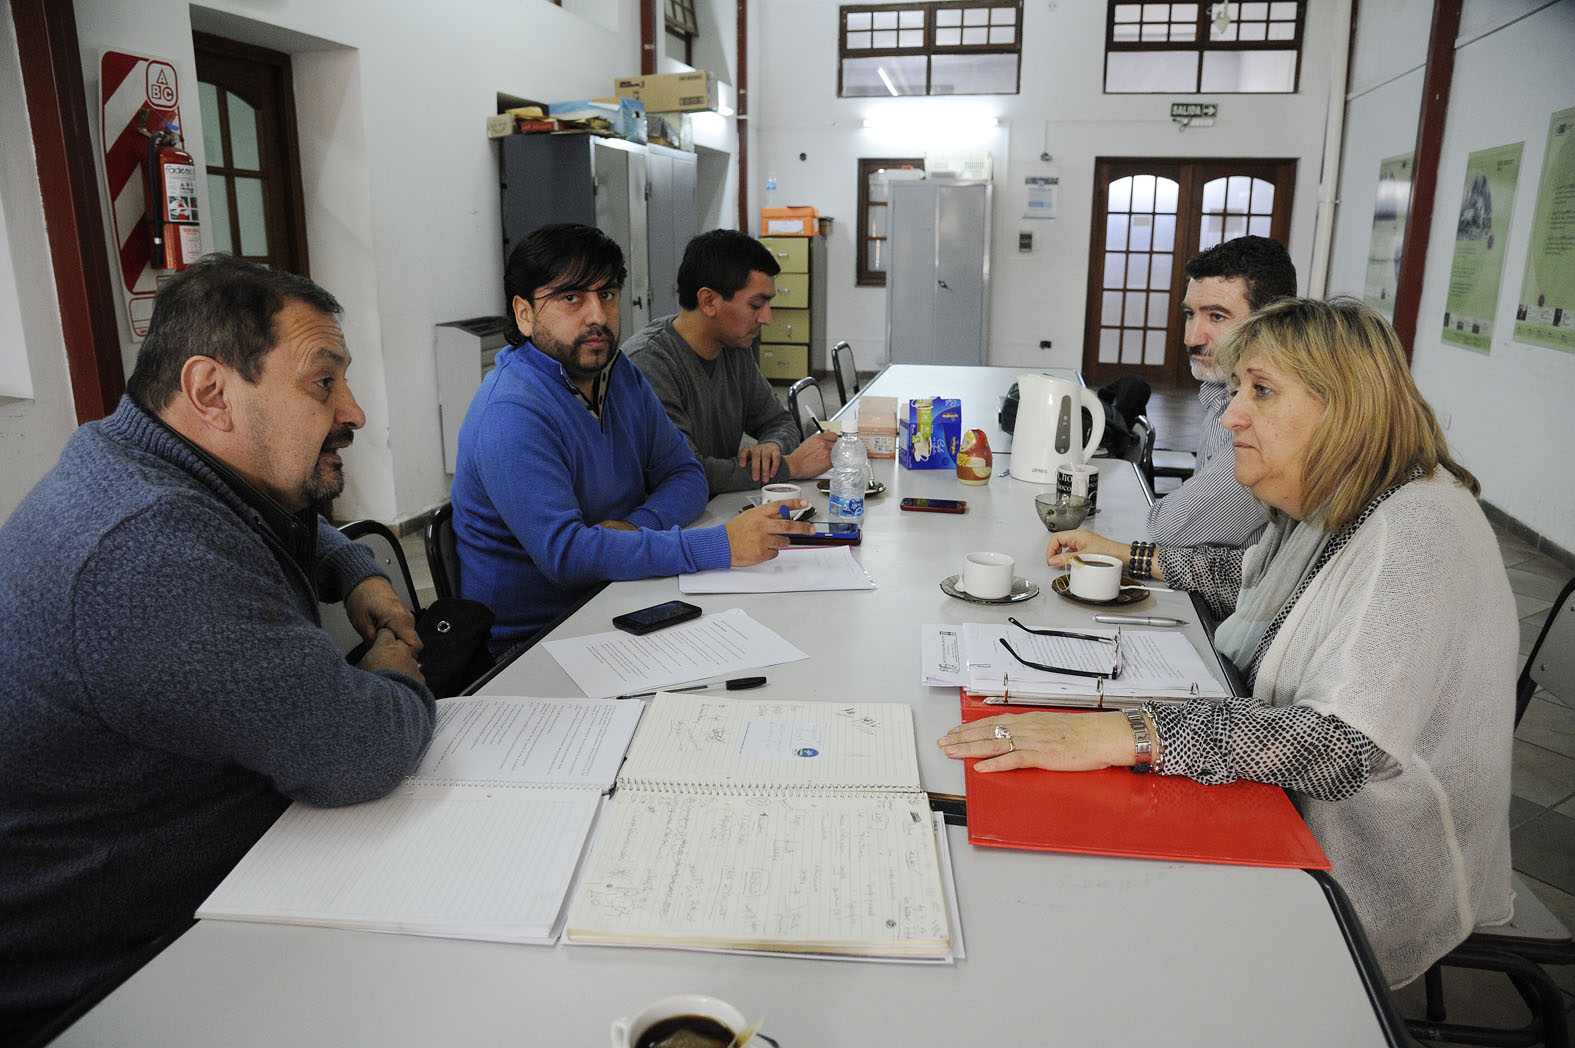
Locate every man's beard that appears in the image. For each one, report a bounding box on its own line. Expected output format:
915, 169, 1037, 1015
537, 325, 619, 381
304, 426, 355, 503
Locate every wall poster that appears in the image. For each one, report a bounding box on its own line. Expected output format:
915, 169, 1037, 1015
1364, 152, 1414, 319
1514, 105, 1575, 352
1441, 142, 1523, 352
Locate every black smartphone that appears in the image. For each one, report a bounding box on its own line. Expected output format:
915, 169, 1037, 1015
900, 498, 967, 513
785, 522, 862, 545
612, 600, 702, 636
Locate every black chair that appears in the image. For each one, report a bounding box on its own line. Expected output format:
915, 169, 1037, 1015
831, 340, 860, 406
1406, 576, 1575, 1048
319, 519, 423, 654
787, 376, 827, 440
1124, 414, 1156, 501
425, 502, 462, 601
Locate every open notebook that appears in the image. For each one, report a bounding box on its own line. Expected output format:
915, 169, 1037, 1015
197, 695, 642, 944
564, 692, 952, 959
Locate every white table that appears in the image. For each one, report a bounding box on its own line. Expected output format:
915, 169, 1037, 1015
55, 366, 1405, 1047
835, 362, 1080, 452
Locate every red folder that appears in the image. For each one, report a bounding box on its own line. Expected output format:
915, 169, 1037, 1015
960, 691, 1331, 870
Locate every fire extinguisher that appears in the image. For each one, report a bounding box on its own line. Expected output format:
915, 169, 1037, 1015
144, 120, 201, 271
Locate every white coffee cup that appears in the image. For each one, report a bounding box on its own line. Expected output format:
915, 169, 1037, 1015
961, 551, 1015, 600
609, 993, 746, 1048
760, 482, 800, 502
1069, 553, 1123, 602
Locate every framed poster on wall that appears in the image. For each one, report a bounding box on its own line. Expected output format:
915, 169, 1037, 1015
1514, 106, 1575, 352
1363, 152, 1413, 319
1441, 142, 1523, 353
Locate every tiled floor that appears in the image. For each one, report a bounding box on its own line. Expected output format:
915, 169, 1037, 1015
403, 382, 1573, 1043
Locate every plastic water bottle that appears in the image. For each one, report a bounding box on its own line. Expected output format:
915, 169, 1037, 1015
828, 428, 868, 524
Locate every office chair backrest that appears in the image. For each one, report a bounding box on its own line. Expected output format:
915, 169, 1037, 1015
831, 341, 859, 406
787, 376, 826, 441
425, 503, 462, 601
1519, 576, 1575, 722
1125, 415, 1156, 498
319, 519, 422, 654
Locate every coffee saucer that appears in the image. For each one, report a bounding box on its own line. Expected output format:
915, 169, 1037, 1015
1051, 574, 1150, 606
816, 478, 887, 498
941, 575, 1040, 605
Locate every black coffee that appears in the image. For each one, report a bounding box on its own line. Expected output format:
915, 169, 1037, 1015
634, 1014, 735, 1048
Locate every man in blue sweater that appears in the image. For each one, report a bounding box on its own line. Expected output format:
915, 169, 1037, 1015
452, 223, 809, 650
0, 256, 435, 1044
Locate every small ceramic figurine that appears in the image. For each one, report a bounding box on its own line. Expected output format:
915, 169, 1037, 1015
956, 428, 992, 485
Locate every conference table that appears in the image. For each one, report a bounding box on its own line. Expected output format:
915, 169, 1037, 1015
57, 365, 1407, 1047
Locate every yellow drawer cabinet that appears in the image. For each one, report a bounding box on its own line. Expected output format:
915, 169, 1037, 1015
757, 235, 827, 382
759, 344, 808, 380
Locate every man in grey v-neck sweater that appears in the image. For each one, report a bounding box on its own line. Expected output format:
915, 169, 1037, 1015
626, 229, 836, 495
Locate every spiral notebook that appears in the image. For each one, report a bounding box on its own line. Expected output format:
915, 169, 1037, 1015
564, 692, 952, 959
197, 695, 643, 944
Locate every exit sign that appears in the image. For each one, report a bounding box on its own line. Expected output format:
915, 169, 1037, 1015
1171, 102, 1219, 119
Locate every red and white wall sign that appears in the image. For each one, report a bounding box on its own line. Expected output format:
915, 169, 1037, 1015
100, 49, 189, 339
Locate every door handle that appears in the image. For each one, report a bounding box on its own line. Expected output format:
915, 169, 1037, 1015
937, 279, 949, 289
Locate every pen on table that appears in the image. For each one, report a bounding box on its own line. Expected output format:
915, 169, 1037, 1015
810, 416, 824, 435
1094, 615, 1188, 627
616, 676, 767, 700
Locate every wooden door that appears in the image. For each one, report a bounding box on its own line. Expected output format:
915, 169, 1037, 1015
1082, 158, 1295, 387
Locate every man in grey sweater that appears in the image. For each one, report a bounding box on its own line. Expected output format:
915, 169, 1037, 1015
0, 256, 435, 1043
626, 229, 836, 495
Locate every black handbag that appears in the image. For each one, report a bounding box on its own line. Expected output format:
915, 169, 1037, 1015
414, 598, 496, 698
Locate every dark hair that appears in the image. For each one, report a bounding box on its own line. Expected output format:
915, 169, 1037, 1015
1183, 235, 1298, 311
503, 223, 627, 344
125, 254, 342, 411
676, 229, 780, 311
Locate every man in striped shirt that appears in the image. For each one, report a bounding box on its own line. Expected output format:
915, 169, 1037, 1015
1146, 236, 1298, 548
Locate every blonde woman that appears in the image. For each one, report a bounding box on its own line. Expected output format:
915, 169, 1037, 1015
940, 297, 1515, 987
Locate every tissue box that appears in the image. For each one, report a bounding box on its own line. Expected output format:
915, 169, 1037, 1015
898, 397, 961, 470
856, 396, 898, 459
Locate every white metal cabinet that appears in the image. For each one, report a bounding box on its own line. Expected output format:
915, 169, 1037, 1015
885, 180, 991, 365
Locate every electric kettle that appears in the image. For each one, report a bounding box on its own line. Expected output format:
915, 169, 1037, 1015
1009, 373, 1105, 484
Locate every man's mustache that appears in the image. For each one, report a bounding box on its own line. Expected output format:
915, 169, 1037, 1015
321, 427, 355, 454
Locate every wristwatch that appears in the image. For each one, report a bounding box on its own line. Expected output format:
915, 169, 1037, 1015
1124, 707, 1154, 774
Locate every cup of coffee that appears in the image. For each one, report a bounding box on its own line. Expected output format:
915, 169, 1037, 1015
760, 482, 800, 502
610, 993, 746, 1048
961, 551, 1015, 600
1069, 553, 1123, 602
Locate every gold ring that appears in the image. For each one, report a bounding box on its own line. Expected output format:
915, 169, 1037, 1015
1006, 738, 1016, 753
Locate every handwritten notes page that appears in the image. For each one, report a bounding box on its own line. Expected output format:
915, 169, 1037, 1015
196, 696, 642, 945
617, 693, 922, 791
564, 692, 952, 959
678, 546, 875, 594
544, 608, 809, 699
567, 792, 950, 957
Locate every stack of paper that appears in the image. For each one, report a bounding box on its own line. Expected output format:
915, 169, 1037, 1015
197, 696, 642, 944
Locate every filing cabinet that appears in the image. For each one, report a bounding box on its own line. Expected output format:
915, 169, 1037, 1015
757, 234, 827, 382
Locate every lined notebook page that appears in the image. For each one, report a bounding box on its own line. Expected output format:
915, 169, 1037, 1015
566, 791, 950, 956
412, 695, 642, 786
198, 786, 600, 942
618, 693, 922, 792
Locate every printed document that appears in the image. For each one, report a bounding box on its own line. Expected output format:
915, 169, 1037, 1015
544, 607, 809, 698
679, 545, 874, 594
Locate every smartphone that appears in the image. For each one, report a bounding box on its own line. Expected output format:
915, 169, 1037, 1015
784, 522, 862, 546
612, 600, 702, 636
900, 498, 968, 513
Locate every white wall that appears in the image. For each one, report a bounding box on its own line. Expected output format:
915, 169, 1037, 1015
0, 8, 78, 520
1328, 0, 1575, 551
10, 0, 646, 525
748, 0, 1341, 375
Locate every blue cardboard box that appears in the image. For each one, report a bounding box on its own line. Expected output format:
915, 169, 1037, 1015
898, 397, 961, 469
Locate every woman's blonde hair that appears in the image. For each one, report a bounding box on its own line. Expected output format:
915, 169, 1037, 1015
1212, 296, 1478, 532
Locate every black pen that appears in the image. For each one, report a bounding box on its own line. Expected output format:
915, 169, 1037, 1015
810, 417, 824, 435
616, 676, 767, 700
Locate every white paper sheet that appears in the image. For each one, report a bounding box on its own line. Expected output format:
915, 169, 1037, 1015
543, 608, 810, 699
679, 545, 874, 594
